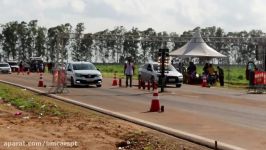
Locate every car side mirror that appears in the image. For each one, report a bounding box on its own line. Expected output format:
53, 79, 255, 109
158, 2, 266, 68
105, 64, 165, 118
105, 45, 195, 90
97, 68, 100, 71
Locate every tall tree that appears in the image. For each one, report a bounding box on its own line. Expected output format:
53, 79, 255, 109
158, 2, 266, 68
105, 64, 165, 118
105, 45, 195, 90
26, 20, 38, 58
109, 26, 126, 63
140, 28, 156, 63
123, 27, 140, 63
35, 27, 47, 58
71, 23, 85, 61
2, 21, 18, 60
16, 21, 28, 61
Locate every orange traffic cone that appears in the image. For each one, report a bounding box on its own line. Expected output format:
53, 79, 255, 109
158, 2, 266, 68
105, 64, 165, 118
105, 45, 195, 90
38, 73, 44, 87
112, 73, 118, 86
150, 83, 160, 112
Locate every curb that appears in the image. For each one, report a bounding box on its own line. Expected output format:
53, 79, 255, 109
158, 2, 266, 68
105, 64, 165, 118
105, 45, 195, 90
0, 80, 246, 150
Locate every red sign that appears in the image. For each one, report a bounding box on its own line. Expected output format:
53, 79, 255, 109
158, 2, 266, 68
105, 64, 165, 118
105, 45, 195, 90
254, 71, 266, 85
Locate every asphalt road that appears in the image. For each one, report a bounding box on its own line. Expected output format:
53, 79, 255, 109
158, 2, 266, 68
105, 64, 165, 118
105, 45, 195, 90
1, 73, 266, 150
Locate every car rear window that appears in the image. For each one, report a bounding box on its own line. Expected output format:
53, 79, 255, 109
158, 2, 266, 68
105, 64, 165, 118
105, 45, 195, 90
0, 64, 9, 67
73, 63, 96, 70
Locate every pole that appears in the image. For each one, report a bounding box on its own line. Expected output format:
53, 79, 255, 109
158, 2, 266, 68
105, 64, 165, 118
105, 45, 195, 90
161, 50, 165, 92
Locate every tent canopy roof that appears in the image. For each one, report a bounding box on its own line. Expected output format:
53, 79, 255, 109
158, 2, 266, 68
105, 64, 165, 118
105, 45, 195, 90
170, 30, 227, 58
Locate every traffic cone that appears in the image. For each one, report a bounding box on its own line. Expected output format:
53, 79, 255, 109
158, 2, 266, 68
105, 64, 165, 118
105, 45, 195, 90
119, 78, 122, 87
38, 73, 44, 87
27, 69, 30, 75
150, 83, 160, 112
112, 73, 118, 86
201, 75, 209, 87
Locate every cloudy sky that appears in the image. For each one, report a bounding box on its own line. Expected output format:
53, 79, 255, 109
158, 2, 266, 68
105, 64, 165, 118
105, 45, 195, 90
0, 0, 266, 34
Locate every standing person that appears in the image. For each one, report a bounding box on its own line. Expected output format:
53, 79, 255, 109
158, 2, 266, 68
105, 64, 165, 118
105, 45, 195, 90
187, 62, 197, 84
247, 61, 256, 87
19, 61, 23, 73
217, 66, 224, 86
124, 58, 135, 87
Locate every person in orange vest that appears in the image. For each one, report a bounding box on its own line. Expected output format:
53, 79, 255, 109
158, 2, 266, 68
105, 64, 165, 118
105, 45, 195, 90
124, 58, 135, 87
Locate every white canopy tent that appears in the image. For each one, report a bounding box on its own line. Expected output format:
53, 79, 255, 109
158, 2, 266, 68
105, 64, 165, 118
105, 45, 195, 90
170, 30, 227, 58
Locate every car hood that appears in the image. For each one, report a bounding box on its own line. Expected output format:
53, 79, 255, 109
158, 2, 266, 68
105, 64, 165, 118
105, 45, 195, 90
74, 70, 101, 75
156, 70, 183, 77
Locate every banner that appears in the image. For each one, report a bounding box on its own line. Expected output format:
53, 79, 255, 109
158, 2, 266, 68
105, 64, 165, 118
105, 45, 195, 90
254, 71, 265, 85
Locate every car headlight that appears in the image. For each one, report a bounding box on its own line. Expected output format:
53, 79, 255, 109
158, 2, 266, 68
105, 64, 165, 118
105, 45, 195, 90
75, 73, 82, 77
96, 74, 102, 77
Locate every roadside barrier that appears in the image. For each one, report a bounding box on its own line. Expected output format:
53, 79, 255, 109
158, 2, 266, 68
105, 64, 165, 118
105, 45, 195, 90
147, 81, 151, 90
251, 71, 266, 93
142, 81, 145, 90
119, 78, 122, 87
112, 73, 118, 86
150, 82, 160, 112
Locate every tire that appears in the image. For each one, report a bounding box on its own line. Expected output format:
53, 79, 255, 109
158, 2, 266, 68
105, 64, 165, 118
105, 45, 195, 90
150, 76, 155, 84
71, 77, 75, 87
96, 84, 102, 87
138, 75, 141, 80
176, 84, 182, 88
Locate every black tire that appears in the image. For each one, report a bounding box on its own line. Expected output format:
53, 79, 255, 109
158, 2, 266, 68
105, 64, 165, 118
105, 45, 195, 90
96, 84, 102, 87
138, 75, 141, 80
176, 84, 182, 88
71, 77, 75, 87
150, 76, 155, 84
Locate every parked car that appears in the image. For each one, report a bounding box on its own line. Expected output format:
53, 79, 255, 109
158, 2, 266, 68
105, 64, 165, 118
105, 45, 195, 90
138, 62, 183, 87
0, 62, 12, 74
7, 61, 19, 72
66, 62, 102, 87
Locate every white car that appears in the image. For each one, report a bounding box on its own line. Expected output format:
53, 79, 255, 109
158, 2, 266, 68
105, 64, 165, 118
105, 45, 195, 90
7, 61, 19, 72
66, 62, 102, 87
138, 62, 183, 88
0, 62, 12, 74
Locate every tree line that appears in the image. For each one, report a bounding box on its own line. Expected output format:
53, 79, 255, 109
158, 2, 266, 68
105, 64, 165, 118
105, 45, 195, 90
0, 20, 265, 64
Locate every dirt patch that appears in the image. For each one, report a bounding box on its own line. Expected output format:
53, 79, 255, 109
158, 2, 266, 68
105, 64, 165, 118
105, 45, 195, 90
0, 99, 211, 150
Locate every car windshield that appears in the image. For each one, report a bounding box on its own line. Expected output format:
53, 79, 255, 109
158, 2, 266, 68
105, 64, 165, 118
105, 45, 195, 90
8, 62, 18, 66
153, 64, 176, 71
73, 63, 96, 70
0, 64, 9, 67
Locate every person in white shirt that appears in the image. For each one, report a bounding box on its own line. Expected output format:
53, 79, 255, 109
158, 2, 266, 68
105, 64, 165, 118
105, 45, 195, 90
124, 58, 135, 87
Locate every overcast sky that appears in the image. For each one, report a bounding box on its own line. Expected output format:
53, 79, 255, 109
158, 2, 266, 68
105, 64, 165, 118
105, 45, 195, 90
1, 0, 266, 34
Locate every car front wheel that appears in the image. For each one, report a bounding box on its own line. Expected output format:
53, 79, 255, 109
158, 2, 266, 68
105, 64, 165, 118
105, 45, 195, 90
176, 84, 182, 88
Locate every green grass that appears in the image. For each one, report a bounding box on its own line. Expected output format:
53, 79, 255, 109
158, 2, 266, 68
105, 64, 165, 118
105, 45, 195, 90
196, 65, 248, 85
0, 83, 64, 116
96, 64, 139, 79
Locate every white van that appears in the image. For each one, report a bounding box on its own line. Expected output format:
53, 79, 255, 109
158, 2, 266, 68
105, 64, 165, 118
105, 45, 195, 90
66, 62, 102, 87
